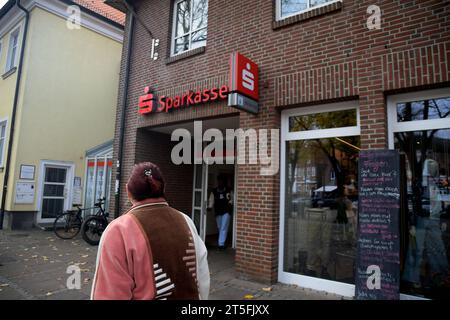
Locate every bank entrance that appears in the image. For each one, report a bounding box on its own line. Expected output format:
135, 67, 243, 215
147, 116, 239, 251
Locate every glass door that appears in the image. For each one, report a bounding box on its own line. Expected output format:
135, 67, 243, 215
40, 166, 69, 222
388, 88, 450, 299
192, 163, 209, 241
280, 101, 360, 297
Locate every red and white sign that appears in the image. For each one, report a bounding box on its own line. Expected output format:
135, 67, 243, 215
138, 51, 259, 115
229, 52, 259, 101
138, 85, 229, 115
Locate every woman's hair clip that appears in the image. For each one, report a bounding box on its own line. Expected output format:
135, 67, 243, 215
144, 169, 152, 177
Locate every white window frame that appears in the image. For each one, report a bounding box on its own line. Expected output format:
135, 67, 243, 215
36, 160, 75, 223
171, 0, 208, 56
0, 118, 8, 167
0, 40, 3, 63
387, 87, 450, 300
279, 101, 360, 298
84, 147, 113, 216
5, 27, 20, 73
276, 0, 342, 21
387, 87, 450, 149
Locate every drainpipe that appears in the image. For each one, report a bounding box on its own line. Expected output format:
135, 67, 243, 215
114, 3, 135, 218
0, 0, 30, 230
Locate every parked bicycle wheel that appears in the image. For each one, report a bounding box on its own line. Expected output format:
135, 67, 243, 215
81, 216, 108, 245
53, 212, 82, 239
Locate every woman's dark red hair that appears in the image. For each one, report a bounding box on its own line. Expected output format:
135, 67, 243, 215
127, 162, 165, 201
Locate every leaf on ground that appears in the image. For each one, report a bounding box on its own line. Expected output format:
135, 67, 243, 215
81, 254, 89, 258
244, 294, 254, 300
58, 254, 63, 257
84, 278, 90, 283
23, 259, 29, 262
50, 261, 55, 264
23, 248, 29, 251
49, 239, 55, 242
31, 247, 36, 249
262, 287, 272, 292
46, 292, 53, 296
31, 255, 38, 258
0, 284, 9, 287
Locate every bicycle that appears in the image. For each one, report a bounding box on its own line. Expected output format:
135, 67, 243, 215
81, 197, 110, 246
53, 198, 108, 241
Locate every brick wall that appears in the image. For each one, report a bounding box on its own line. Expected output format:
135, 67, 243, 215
111, 0, 450, 283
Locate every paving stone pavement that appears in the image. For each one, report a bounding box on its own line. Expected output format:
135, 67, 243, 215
0, 229, 347, 300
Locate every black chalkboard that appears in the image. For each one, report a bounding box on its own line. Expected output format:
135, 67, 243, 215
355, 150, 401, 300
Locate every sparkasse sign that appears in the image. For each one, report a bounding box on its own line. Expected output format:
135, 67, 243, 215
138, 85, 229, 115
138, 51, 259, 115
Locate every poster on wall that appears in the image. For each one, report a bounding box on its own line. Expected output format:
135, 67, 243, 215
19, 165, 35, 180
72, 177, 82, 206
355, 150, 401, 300
15, 182, 35, 204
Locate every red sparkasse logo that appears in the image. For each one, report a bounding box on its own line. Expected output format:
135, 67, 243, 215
229, 52, 259, 102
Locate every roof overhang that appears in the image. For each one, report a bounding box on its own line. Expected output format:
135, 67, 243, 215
0, 0, 15, 20
104, 0, 128, 13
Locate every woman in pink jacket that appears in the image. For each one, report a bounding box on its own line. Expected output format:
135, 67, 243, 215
91, 162, 210, 300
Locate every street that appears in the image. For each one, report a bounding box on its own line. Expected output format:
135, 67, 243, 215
0, 229, 345, 300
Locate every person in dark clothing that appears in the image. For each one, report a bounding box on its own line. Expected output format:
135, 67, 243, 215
208, 175, 233, 250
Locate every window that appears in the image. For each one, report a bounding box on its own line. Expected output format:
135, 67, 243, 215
0, 120, 7, 167
277, 0, 340, 20
5, 27, 20, 72
280, 102, 360, 297
84, 143, 113, 216
171, 0, 208, 56
388, 88, 450, 300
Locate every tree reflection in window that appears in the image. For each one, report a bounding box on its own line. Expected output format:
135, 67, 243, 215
280, 0, 335, 18
173, 0, 208, 55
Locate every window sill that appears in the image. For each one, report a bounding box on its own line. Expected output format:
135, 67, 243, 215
2, 67, 17, 80
166, 46, 206, 65
273, 1, 343, 30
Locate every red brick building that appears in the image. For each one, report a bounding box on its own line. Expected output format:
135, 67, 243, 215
106, 0, 450, 299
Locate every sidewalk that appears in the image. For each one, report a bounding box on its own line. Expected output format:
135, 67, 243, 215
0, 229, 345, 300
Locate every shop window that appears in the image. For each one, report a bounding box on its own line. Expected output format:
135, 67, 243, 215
276, 0, 341, 21
281, 102, 360, 296
5, 27, 19, 73
388, 89, 450, 299
171, 0, 208, 56
84, 143, 113, 216
0, 120, 7, 167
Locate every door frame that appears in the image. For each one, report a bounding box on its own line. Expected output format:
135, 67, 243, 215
279, 101, 360, 298
36, 160, 75, 223
387, 87, 450, 300
192, 161, 237, 248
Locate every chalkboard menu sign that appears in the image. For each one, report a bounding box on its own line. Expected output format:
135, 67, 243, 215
355, 150, 401, 300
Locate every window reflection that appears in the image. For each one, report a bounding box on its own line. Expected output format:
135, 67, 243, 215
289, 109, 357, 132
396, 128, 450, 299
284, 136, 359, 283
397, 97, 450, 122
173, 0, 208, 55
280, 0, 335, 18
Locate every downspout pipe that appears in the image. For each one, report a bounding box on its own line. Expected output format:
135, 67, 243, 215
0, 0, 30, 229
114, 3, 135, 218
